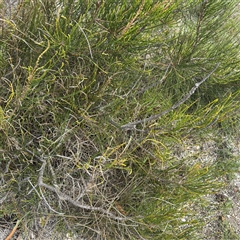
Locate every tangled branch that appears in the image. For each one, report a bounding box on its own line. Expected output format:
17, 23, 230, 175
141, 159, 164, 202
37, 158, 129, 222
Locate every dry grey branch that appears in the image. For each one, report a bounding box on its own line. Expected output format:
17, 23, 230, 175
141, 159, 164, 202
1, 58, 21, 79
75, 21, 93, 59
37, 158, 129, 222
121, 63, 220, 130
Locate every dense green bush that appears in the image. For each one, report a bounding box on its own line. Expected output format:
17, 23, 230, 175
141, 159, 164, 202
0, 0, 239, 239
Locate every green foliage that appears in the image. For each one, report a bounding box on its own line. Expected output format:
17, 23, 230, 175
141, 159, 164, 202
0, 0, 239, 239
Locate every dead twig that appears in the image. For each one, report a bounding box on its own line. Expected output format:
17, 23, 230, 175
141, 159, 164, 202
121, 63, 220, 130
1, 58, 21, 79
5, 220, 20, 240
37, 158, 129, 222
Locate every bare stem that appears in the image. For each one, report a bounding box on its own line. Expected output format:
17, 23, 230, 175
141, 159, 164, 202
121, 63, 220, 130
37, 159, 128, 221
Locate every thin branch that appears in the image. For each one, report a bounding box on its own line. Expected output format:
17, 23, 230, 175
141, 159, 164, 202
76, 22, 93, 59
5, 220, 20, 240
0, 192, 10, 204
1, 58, 21, 79
121, 63, 219, 130
39, 185, 64, 215
119, 1, 144, 37
190, 1, 208, 57
27, 178, 42, 199
37, 159, 129, 221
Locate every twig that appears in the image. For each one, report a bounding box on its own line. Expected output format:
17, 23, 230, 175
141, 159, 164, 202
5, 220, 20, 240
37, 159, 129, 221
39, 185, 64, 215
190, 0, 208, 57
121, 63, 220, 130
1, 58, 21, 79
0, 192, 10, 204
76, 22, 93, 59
27, 178, 42, 198
119, 1, 144, 37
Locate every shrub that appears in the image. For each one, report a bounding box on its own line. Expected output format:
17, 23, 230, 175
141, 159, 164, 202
0, 0, 239, 239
